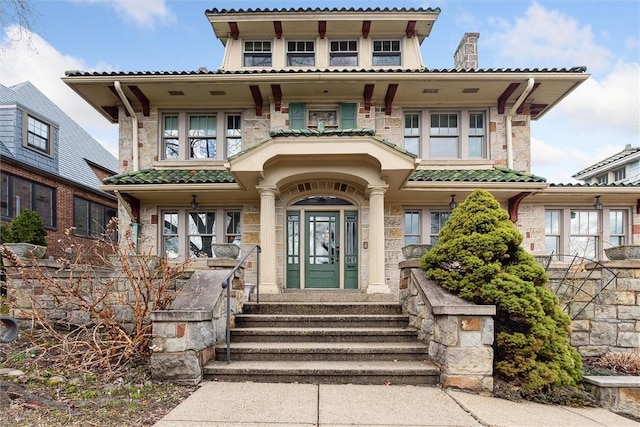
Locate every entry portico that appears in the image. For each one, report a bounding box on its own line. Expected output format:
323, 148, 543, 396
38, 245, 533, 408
230, 131, 417, 294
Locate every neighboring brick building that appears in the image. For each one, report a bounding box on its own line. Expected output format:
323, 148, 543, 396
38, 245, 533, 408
0, 82, 118, 260
62, 7, 639, 296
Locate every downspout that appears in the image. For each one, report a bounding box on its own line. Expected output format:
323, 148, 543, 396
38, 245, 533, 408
114, 81, 139, 171
506, 77, 534, 170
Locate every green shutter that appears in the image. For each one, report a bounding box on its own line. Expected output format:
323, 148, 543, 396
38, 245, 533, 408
289, 102, 306, 129
339, 103, 357, 129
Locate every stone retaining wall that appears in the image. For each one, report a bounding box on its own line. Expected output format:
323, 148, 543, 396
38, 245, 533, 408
546, 259, 640, 358
399, 261, 496, 392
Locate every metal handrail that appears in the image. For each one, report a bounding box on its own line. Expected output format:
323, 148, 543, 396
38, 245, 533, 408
221, 244, 261, 364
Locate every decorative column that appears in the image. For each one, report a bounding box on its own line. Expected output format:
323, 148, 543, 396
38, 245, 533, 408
258, 187, 279, 293
367, 185, 390, 294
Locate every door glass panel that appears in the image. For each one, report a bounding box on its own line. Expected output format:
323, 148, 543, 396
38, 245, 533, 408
309, 214, 337, 265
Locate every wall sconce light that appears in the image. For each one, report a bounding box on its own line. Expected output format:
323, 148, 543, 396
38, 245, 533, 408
594, 195, 602, 210
449, 194, 457, 210
191, 195, 198, 210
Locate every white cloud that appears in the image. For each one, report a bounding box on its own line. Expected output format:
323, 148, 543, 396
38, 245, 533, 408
559, 61, 640, 136
486, 2, 613, 72
0, 25, 118, 155
70, 0, 175, 29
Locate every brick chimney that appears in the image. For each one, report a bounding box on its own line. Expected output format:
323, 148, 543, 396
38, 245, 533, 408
454, 33, 479, 70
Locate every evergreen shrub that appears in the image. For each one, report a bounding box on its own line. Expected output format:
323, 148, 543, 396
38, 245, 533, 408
420, 189, 582, 391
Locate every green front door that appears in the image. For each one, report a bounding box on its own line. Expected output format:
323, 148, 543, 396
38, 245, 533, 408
305, 212, 339, 288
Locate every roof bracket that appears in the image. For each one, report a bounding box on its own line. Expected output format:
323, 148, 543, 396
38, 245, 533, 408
250, 85, 263, 116
229, 22, 239, 40
363, 84, 374, 110
274, 21, 282, 39
128, 85, 150, 117
497, 82, 520, 114
405, 21, 416, 38
384, 84, 398, 116
318, 21, 326, 39
362, 21, 371, 39
271, 84, 282, 112
508, 192, 531, 223
516, 82, 540, 114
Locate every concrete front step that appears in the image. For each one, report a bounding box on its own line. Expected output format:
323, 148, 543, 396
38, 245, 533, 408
231, 327, 419, 343
203, 360, 440, 386
256, 291, 397, 303
213, 342, 429, 362
235, 314, 409, 328
242, 301, 403, 315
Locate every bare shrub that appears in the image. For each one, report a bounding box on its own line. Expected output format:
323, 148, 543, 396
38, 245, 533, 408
592, 352, 640, 376
2, 220, 192, 378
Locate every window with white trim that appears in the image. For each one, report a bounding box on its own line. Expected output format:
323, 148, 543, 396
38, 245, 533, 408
403, 209, 452, 245
596, 174, 608, 184
244, 41, 272, 67
161, 112, 242, 160
162, 208, 241, 259
329, 40, 358, 66
287, 41, 315, 66
544, 208, 628, 260
403, 110, 487, 159
613, 167, 626, 182
372, 40, 401, 66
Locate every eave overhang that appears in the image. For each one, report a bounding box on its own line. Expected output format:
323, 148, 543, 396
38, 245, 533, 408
63, 68, 589, 124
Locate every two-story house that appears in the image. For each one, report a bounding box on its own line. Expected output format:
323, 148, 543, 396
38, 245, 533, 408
62, 7, 639, 297
0, 82, 118, 260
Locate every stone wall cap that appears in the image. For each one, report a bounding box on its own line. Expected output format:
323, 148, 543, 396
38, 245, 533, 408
151, 309, 213, 322
583, 375, 640, 388
411, 269, 496, 316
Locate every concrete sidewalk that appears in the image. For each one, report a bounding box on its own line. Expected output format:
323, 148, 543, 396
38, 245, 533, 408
154, 381, 637, 426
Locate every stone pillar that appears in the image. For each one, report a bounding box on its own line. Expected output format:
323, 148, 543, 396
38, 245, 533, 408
367, 185, 390, 294
258, 186, 279, 293
454, 32, 479, 70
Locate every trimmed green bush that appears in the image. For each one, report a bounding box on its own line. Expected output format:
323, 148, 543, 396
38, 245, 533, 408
2, 210, 47, 246
421, 189, 582, 391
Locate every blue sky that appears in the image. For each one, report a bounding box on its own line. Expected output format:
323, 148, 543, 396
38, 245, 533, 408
1, 0, 638, 183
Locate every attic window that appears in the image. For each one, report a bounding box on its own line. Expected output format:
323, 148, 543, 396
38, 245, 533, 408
422, 88, 439, 94
462, 88, 479, 93
168, 91, 185, 96
210, 91, 226, 96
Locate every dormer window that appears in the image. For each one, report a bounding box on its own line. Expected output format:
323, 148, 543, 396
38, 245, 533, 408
25, 114, 53, 156
287, 41, 315, 66
330, 40, 358, 66
373, 40, 401, 66
244, 41, 272, 67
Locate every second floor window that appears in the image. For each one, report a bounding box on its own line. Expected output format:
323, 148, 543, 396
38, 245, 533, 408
403, 110, 487, 159
161, 112, 242, 160
244, 41, 272, 67
287, 41, 315, 66
373, 40, 401, 66
613, 167, 626, 182
26, 115, 51, 154
330, 40, 358, 66
288, 102, 357, 130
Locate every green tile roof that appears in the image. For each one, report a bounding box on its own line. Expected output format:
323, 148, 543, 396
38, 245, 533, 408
409, 168, 547, 183
103, 168, 235, 185
550, 181, 640, 188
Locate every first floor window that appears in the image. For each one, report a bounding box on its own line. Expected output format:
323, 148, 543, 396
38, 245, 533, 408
0, 172, 55, 227
162, 208, 241, 259
544, 208, 628, 261
73, 197, 117, 238
403, 209, 452, 245
404, 110, 487, 159
161, 111, 241, 160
